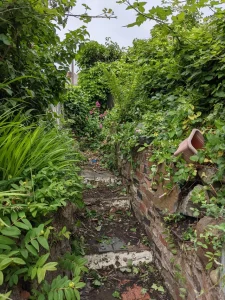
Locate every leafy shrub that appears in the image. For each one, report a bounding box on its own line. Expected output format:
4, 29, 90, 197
0, 112, 78, 180
0, 112, 84, 296
76, 39, 122, 69
64, 87, 106, 149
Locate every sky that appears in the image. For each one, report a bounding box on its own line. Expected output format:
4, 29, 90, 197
57, 0, 162, 48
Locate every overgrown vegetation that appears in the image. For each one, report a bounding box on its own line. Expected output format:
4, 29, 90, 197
2, 0, 225, 297
0, 0, 115, 298
70, 0, 225, 292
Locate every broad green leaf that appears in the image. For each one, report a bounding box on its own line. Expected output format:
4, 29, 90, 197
1, 226, 21, 237
31, 239, 39, 251
0, 34, 11, 45
0, 235, 15, 245
58, 289, 64, 300
43, 262, 58, 271
0, 258, 12, 271
12, 258, 26, 265
74, 289, 80, 300
31, 267, 37, 280
37, 267, 46, 284
75, 282, 85, 289
22, 219, 32, 229
20, 249, 28, 259
37, 236, 49, 250
14, 221, 29, 230
0, 271, 3, 285
65, 288, 73, 300
11, 212, 18, 223
36, 253, 49, 267
26, 244, 38, 256
0, 244, 11, 250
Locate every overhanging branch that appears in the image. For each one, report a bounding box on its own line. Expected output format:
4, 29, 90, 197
66, 13, 117, 19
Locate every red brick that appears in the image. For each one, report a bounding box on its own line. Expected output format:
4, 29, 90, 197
122, 284, 151, 300
135, 170, 145, 183
139, 201, 147, 215
159, 234, 168, 247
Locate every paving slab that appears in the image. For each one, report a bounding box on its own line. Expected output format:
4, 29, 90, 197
85, 250, 153, 270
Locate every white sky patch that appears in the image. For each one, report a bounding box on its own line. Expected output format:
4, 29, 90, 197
57, 0, 162, 47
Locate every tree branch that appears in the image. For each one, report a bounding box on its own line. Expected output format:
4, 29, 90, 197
124, 0, 182, 44
66, 13, 117, 19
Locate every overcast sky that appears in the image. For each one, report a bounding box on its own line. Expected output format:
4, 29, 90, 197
58, 0, 162, 47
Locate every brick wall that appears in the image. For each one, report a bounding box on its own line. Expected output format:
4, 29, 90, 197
117, 149, 224, 300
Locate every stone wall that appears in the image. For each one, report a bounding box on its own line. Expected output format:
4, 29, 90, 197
117, 149, 225, 300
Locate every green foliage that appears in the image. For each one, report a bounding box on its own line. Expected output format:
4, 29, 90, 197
112, 290, 121, 299
75, 39, 123, 110
0, 112, 83, 295
64, 86, 107, 149
59, 253, 88, 277
76, 38, 122, 69
64, 86, 91, 136
0, 0, 89, 113
32, 275, 86, 300
0, 112, 79, 180
78, 63, 110, 107
0, 214, 54, 287
31, 253, 88, 299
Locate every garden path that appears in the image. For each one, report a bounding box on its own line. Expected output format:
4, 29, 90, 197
77, 157, 172, 300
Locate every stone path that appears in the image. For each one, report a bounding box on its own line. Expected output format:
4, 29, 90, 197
78, 163, 172, 300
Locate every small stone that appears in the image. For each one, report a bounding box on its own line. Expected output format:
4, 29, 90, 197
178, 185, 209, 217
198, 167, 217, 185
210, 269, 220, 285
20, 291, 30, 300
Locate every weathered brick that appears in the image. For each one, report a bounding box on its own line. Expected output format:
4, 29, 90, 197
117, 148, 224, 300
159, 234, 168, 247
135, 170, 145, 183
139, 201, 147, 215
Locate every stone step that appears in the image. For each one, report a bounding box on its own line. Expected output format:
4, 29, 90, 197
85, 250, 153, 270
84, 196, 131, 211
81, 168, 117, 185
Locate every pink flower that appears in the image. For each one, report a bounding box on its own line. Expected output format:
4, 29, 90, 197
96, 101, 101, 108
89, 110, 93, 115
99, 114, 104, 118
99, 124, 103, 129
